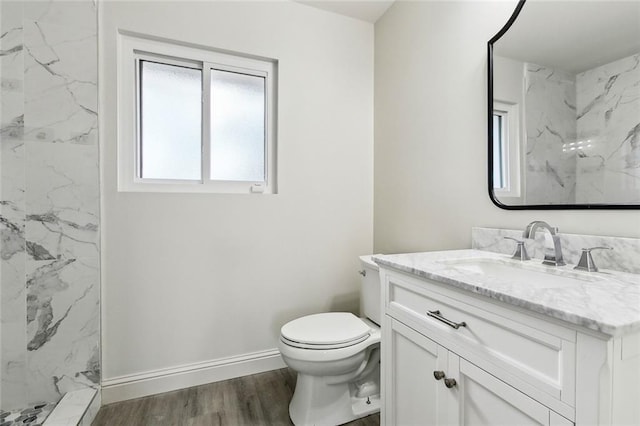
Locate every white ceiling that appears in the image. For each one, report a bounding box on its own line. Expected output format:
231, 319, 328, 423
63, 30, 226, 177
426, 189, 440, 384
495, 0, 640, 74
296, 0, 395, 23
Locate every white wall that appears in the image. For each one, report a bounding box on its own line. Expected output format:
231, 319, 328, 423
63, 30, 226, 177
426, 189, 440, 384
100, 1, 373, 387
493, 56, 524, 106
374, 0, 640, 255
492, 55, 525, 205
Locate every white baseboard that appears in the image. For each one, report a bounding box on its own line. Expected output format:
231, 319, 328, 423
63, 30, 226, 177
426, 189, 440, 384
101, 349, 286, 404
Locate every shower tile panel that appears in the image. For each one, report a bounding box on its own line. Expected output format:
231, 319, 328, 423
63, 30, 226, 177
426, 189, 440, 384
1, 0, 100, 411
524, 64, 577, 205
25, 142, 100, 261
22, 1, 100, 404
575, 53, 640, 204
1, 0, 28, 410
0, 239, 27, 410
0, 152, 27, 409
522, 53, 640, 205
22, 1, 98, 32
22, 20, 97, 146
0, 6, 24, 153
25, 257, 100, 402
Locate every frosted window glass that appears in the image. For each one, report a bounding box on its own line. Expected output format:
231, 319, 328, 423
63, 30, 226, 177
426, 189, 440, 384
493, 114, 505, 189
140, 61, 202, 180
210, 70, 265, 182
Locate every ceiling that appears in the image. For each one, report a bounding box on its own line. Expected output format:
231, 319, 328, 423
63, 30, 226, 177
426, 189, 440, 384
296, 0, 395, 23
495, 0, 640, 74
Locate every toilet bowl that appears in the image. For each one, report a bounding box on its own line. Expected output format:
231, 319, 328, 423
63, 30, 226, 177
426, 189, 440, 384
278, 256, 381, 426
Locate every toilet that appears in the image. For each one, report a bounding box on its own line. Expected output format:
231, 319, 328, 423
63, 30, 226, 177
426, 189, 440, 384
278, 256, 381, 426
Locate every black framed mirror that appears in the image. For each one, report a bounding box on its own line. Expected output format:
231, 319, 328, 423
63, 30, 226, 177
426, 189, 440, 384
488, 0, 640, 209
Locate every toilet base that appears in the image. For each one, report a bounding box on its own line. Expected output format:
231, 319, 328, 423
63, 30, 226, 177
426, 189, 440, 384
289, 370, 381, 426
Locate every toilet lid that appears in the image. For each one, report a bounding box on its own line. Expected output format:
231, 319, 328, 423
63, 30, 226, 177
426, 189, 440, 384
281, 312, 370, 347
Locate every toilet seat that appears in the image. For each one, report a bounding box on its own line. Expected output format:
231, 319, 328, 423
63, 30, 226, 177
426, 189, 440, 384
281, 334, 370, 350
281, 312, 371, 350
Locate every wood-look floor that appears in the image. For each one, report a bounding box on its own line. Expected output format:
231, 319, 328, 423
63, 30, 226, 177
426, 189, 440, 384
93, 368, 380, 426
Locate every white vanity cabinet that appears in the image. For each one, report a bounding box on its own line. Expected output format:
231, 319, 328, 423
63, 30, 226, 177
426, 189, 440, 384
380, 267, 640, 426
385, 318, 572, 425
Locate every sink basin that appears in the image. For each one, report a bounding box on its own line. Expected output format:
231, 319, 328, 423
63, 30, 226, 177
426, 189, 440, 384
438, 258, 603, 289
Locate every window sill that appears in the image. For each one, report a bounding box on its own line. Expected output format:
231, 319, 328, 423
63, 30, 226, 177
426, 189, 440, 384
117, 180, 274, 194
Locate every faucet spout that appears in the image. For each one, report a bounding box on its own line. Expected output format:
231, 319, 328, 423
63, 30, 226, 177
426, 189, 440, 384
522, 221, 566, 266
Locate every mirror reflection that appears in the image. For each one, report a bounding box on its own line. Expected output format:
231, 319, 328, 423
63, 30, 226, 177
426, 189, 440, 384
490, 0, 640, 207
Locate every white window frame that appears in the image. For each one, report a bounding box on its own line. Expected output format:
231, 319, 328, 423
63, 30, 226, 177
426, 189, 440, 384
492, 100, 521, 198
117, 31, 277, 194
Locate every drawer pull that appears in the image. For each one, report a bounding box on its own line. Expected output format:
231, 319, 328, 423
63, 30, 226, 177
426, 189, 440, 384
427, 310, 467, 330
444, 378, 457, 388
433, 370, 445, 380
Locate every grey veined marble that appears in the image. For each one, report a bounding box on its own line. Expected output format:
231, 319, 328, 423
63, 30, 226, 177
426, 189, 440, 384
1, 0, 100, 412
575, 53, 640, 204
471, 227, 640, 274
521, 52, 640, 205
524, 63, 577, 204
373, 249, 640, 336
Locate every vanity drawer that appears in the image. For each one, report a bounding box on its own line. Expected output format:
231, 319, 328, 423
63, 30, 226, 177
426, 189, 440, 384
383, 270, 576, 416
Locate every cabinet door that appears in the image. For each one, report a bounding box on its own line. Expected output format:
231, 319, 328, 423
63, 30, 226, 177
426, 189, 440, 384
448, 357, 566, 426
383, 317, 450, 426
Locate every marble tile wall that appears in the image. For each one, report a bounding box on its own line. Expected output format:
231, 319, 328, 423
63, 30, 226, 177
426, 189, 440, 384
523, 63, 577, 204
575, 53, 640, 204
1, 0, 27, 410
0, 0, 100, 411
522, 54, 640, 205
472, 227, 640, 275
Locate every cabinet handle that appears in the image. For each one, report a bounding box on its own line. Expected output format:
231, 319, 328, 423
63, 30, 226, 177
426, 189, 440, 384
433, 370, 445, 380
444, 378, 457, 388
427, 310, 467, 330
359, 270, 366, 276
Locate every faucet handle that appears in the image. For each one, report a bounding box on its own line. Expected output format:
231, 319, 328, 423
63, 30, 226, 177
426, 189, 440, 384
504, 237, 530, 261
504, 236, 524, 243
584, 246, 612, 252
574, 246, 612, 272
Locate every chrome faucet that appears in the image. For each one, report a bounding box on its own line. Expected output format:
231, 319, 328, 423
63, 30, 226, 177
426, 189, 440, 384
522, 221, 566, 266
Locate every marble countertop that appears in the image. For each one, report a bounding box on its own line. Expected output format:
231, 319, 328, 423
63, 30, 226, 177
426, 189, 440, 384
373, 249, 640, 336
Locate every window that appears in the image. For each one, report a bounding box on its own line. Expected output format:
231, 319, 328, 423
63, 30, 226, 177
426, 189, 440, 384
493, 112, 507, 189
118, 32, 277, 193
492, 101, 521, 198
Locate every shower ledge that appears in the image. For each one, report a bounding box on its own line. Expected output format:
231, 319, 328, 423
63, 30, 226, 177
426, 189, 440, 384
43, 388, 100, 426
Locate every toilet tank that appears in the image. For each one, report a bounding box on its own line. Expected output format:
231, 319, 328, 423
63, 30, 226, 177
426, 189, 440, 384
359, 255, 381, 325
